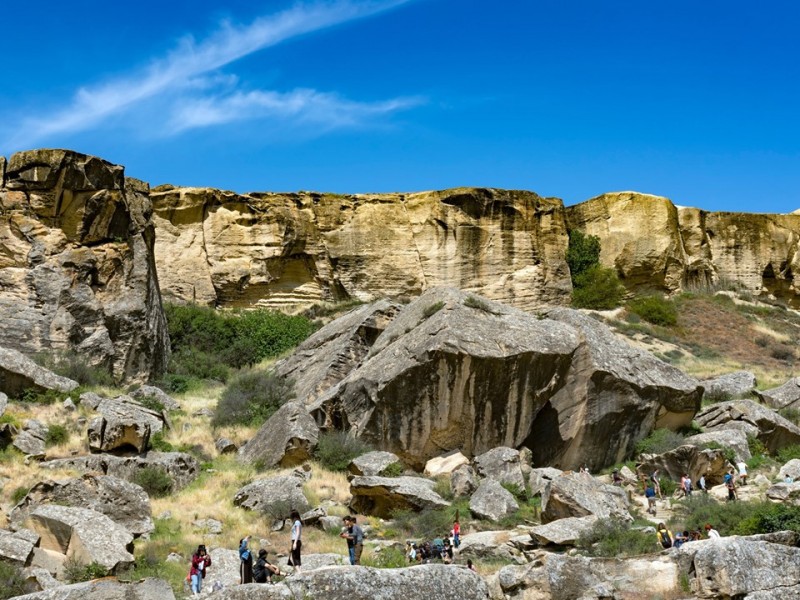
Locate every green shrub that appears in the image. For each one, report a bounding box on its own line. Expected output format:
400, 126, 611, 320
575, 518, 656, 557
135, 394, 165, 413
754, 335, 771, 348
11, 486, 29, 505
627, 295, 678, 326
0, 561, 26, 599
635, 428, 685, 456
566, 229, 601, 281
433, 476, 454, 501
571, 266, 626, 310
154, 373, 191, 394
149, 432, 174, 452
703, 389, 732, 405
671, 495, 800, 536
501, 482, 530, 502
777, 445, 800, 463
381, 462, 404, 477
365, 545, 406, 568
769, 344, 795, 361
34, 352, 114, 387
45, 424, 69, 447
391, 502, 466, 538
165, 303, 315, 372
422, 301, 446, 319
63, 559, 108, 583
314, 431, 373, 472
702, 441, 737, 464
464, 296, 494, 313
132, 467, 173, 498
212, 370, 294, 428
779, 407, 800, 425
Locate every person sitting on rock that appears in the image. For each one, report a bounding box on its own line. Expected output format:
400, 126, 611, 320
612, 469, 623, 486
704, 524, 720, 539
253, 548, 287, 584
673, 530, 689, 548
656, 523, 673, 549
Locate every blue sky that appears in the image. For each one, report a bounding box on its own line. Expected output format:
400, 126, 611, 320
1, 1, 798, 212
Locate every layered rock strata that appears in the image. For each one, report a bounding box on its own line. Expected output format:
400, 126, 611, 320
0, 150, 169, 382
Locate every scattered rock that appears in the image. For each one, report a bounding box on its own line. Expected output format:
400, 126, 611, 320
695, 399, 800, 452
193, 518, 223, 535
450, 464, 479, 497
41, 452, 199, 491
62, 398, 76, 412
473, 447, 526, 489
0, 528, 38, 566
10, 474, 154, 537
319, 516, 344, 533
702, 371, 757, 400
349, 476, 449, 518
458, 530, 525, 564
541, 472, 631, 523
757, 377, 800, 411
348, 451, 401, 477
424, 451, 469, 477
0, 347, 79, 398
528, 515, 598, 547
215, 438, 238, 455
0, 391, 7, 416
469, 479, 519, 522
24, 505, 134, 574
528, 467, 563, 496
87, 395, 167, 454
237, 402, 319, 469
13, 420, 47, 458
233, 475, 310, 519
300, 507, 326, 526
130, 385, 180, 411
684, 429, 751, 462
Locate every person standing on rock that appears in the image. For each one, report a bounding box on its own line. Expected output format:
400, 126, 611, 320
289, 510, 303, 573
190, 544, 211, 595
724, 469, 737, 502
452, 519, 461, 548
697, 474, 707, 494
650, 469, 663, 499
681, 474, 692, 497
239, 536, 253, 584
737, 461, 748, 486
645, 484, 657, 515
341, 516, 364, 565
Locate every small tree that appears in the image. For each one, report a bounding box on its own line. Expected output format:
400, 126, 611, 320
566, 230, 602, 282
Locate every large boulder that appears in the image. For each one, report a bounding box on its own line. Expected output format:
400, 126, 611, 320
469, 479, 519, 522
129, 385, 180, 411
758, 377, 800, 411
473, 447, 526, 489
636, 445, 732, 487
528, 515, 598, 547
779, 459, 800, 481
528, 467, 563, 496
450, 464, 479, 497
348, 476, 449, 518
206, 563, 490, 600
10, 474, 154, 536
455, 531, 525, 564
41, 452, 199, 491
237, 401, 319, 468
0, 149, 169, 383
541, 472, 631, 523
233, 474, 310, 519
684, 429, 751, 462
86, 395, 167, 454
765, 482, 800, 506
24, 505, 134, 575
12, 578, 175, 600
0, 347, 78, 398
702, 371, 757, 400
695, 399, 800, 453
348, 451, 401, 477
675, 536, 800, 598
298, 288, 701, 471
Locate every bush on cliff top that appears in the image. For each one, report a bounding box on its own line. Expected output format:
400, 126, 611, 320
162, 303, 315, 384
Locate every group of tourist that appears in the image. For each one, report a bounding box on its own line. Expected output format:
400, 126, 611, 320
405, 519, 463, 565
656, 522, 721, 549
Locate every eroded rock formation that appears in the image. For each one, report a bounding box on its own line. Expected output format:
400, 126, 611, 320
0, 150, 169, 382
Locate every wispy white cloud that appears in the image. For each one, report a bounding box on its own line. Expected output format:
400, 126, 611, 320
2, 0, 417, 150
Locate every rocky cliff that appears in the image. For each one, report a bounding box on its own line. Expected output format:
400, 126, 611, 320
566, 191, 800, 302
0, 149, 169, 382
149, 186, 572, 311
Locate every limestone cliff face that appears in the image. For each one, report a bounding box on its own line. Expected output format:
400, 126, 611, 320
565, 192, 800, 302
0, 150, 169, 382
150, 186, 573, 311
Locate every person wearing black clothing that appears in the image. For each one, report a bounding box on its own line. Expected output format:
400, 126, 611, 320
253, 549, 287, 584
239, 536, 253, 584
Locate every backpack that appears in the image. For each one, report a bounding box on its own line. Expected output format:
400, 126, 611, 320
659, 530, 672, 549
